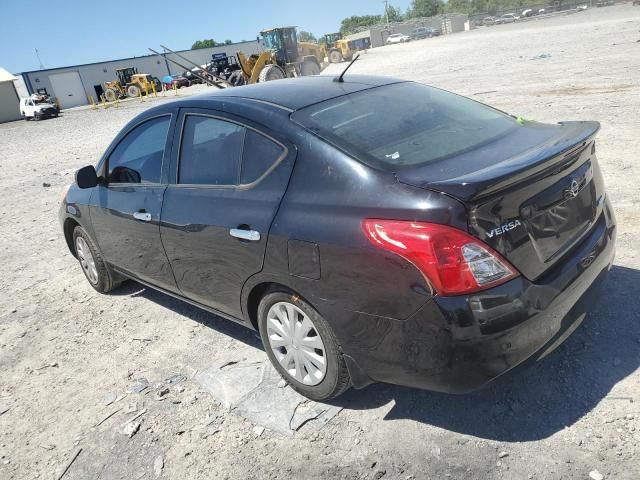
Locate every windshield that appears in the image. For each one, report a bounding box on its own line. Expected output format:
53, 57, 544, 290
262, 31, 281, 51
291, 82, 518, 170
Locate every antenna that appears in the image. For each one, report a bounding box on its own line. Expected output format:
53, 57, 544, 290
34, 48, 45, 70
333, 54, 360, 83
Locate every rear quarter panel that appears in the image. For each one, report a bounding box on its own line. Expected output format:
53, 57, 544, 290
244, 128, 468, 329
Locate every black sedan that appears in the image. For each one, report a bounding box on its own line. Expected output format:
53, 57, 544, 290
59, 75, 616, 401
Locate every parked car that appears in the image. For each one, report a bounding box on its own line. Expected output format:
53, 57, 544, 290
577, 4, 588, 10
521, 8, 534, 17
483, 16, 497, 25
496, 13, 520, 24
386, 33, 411, 44
162, 75, 191, 90
60, 76, 616, 401
19, 96, 59, 120
412, 26, 441, 39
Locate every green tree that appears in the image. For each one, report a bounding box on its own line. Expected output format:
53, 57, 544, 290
339, 15, 383, 35
444, 0, 471, 13
191, 39, 217, 49
406, 0, 444, 18
297, 30, 317, 42
224, 39, 233, 45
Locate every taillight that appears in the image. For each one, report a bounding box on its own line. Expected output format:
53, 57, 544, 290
362, 220, 519, 296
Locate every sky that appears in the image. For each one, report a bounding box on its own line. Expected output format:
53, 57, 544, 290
0, 0, 411, 73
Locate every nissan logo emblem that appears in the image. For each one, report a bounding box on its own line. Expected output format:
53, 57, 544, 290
570, 179, 580, 197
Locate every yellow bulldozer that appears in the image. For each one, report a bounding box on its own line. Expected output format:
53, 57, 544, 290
103, 67, 162, 101
235, 27, 324, 85
321, 32, 356, 63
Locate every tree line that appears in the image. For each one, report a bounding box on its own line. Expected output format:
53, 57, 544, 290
339, 0, 564, 34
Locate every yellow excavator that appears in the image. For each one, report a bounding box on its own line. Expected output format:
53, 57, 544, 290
321, 32, 356, 63
235, 27, 324, 84
103, 68, 162, 101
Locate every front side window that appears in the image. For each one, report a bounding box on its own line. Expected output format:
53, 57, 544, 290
179, 115, 244, 185
108, 116, 170, 184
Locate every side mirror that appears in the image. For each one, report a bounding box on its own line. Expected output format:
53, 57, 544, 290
76, 165, 98, 189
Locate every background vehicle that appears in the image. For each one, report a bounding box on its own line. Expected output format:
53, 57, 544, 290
386, 33, 411, 44
322, 32, 355, 63
496, 13, 520, 24
412, 26, 440, 39
210, 52, 245, 86
161, 75, 191, 90
103, 67, 162, 101
483, 16, 497, 25
236, 26, 323, 83
19, 95, 59, 120
61, 76, 615, 402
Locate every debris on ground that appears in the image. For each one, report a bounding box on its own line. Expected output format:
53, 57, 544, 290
589, 470, 604, 480
123, 421, 141, 438
55, 448, 82, 480
153, 455, 164, 477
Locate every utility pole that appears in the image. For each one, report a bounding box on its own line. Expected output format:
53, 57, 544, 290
34, 48, 44, 70
383, 0, 390, 27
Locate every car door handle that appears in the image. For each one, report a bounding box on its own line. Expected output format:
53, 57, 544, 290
133, 211, 152, 222
229, 228, 260, 241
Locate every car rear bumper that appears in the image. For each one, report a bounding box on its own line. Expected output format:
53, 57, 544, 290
337, 198, 616, 393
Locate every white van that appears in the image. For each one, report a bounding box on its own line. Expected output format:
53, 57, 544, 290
19, 96, 59, 120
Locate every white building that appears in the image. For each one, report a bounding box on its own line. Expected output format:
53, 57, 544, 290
0, 67, 21, 123
19, 41, 262, 110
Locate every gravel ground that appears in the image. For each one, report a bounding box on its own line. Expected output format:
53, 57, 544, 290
1, 5, 639, 480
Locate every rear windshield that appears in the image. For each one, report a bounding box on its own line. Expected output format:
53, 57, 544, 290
291, 82, 518, 170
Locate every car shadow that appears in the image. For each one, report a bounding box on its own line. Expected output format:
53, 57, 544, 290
112, 281, 263, 350
114, 265, 639, 441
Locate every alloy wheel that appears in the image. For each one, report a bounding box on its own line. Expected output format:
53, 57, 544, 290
266, 301, 327, 386
76, 236, 98, 285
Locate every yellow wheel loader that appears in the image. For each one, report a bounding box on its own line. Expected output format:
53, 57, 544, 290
103, 68, 162, 101
236, 27, 324, 85
322, 32, 355, 63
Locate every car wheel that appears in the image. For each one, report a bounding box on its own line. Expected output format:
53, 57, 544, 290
33, 112, 40, 121
72, 226, 121, 293
258, 291, 351, 401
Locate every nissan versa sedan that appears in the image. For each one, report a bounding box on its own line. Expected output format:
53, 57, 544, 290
59, 76, 616, 401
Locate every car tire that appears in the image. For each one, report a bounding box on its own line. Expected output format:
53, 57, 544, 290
33, 112, 40, 121
72, 226, 122, 293
258, 290, 351, 401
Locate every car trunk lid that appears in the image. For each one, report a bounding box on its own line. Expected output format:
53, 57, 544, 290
396, 120, 604, 280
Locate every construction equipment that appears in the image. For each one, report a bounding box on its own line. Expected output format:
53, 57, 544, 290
103, 68, 162, 101
321, 32, 355, 63
236, 26, 323, 84
149, 45, 232, 89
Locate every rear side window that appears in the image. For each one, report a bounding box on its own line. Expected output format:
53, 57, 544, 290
179, 115, 244, 185
291, 82, 517, 170
108, 115, 170, 183
241, 130, 285, 184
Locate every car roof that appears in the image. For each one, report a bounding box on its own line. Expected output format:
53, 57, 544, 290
181, 75, 405, 111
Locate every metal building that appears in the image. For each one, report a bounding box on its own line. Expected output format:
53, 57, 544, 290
19, 41, 262, 109
0, 67, 21, 123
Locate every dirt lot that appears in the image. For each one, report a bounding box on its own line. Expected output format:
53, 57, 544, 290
1, 5, 639, 480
